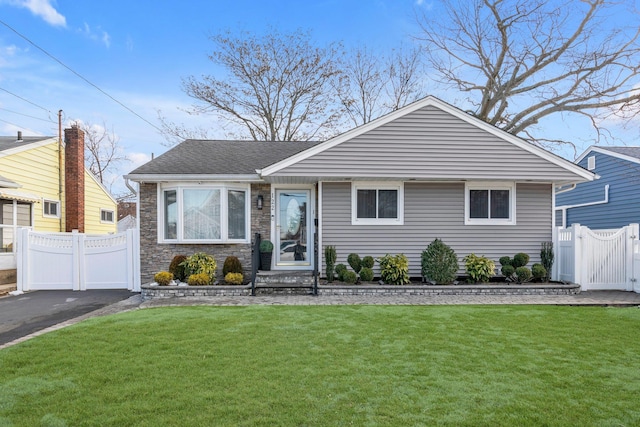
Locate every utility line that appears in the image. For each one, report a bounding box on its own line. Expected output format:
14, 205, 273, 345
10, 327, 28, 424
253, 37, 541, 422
0, 107, 56, 123
0, 86, 52, 113
0, 118, 43, 134
0, 18, 164, 134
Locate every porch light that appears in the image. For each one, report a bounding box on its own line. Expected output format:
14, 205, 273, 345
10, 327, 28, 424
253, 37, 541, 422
257, 194, 264, 210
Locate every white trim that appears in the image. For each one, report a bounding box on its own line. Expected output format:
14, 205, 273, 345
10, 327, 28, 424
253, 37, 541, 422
555, 184, 610, 228
351, 181, 404, 226
100, 208, 115, 224
0, 137, 57, 159
125, 173, 261, 183
260, 96, 595, 182
43, 199, 61, 218
157, 183, 251, 244
587, 156, 596, 170
576, 146, 640, 167
464, 181, 516, 226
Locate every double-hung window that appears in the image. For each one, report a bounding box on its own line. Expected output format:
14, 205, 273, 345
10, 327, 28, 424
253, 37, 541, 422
43, 200, 60, 218
160, 184, 249, 243
465, 182, 515, 225
352, 182, 404, 225
100, 209, 115, 223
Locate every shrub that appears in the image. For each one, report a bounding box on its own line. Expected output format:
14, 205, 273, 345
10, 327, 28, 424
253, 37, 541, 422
168, 255, 187, 282
531, 263, 546, 281
361, 256, 375, 269
499, 256, 512, 267
421, 238, 459, 284
154, 271, 173, 286
187, 273, 211, 286
513, 252, 530, 268
335, 264, 347, 281
181, 252, 217, 284
223, 256, 243, 276
224, 272, 244, 285
463, 254, 495, 283
377, 254, 410, 285
541, 242, 554, 282
343, 270, 358, 284
259, 239, 274, 253
515, 266, 532, 283
501, 264, 515, 278
359, 267, 374, 282
325, 246, 337, 282
347, 253, 362, 273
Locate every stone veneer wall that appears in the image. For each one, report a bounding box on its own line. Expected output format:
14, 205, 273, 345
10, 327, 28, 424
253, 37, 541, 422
138, 182, 271, 284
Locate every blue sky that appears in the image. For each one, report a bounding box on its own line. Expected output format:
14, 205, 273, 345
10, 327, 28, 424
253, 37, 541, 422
0, 0, 638, 195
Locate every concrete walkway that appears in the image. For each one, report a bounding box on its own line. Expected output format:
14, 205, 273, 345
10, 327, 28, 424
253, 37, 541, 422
1, 290, 639, 350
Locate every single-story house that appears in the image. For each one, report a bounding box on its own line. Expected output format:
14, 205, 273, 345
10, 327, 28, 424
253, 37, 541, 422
125, 96, 595, 283
555, 146, 640, 229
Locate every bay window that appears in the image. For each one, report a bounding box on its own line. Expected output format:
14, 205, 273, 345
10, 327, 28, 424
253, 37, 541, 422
159, 184, 249, 243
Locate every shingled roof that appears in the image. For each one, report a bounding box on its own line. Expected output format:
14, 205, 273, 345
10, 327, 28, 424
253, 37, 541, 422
598, 146, 640, 160
0, 136, 53, 153
128, 140, 321, 176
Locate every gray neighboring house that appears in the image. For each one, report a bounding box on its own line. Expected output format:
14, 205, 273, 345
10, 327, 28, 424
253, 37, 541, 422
125, 96, 595, 283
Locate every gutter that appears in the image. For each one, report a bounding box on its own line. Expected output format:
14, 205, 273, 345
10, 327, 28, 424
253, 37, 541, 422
555, 184, 610, 228
123, 173, 262, 183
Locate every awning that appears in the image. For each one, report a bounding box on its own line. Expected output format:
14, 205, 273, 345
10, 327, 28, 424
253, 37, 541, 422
0, 189, 40, 203
0, 174, 20, 189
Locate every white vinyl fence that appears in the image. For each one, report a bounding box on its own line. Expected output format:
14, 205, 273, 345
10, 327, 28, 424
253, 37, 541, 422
16, 229, 140, 292
553, 223, 640, 292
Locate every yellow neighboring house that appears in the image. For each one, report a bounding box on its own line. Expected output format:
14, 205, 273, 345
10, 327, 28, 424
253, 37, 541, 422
0, 126, 117, 279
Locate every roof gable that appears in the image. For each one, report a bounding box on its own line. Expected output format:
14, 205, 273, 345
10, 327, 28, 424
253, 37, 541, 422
261, 96, 594, 183
0, 137, 57, 158
576, 146, 640, 167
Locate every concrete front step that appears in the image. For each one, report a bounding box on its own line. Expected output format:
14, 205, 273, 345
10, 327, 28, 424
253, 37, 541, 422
254, 271, 316, 295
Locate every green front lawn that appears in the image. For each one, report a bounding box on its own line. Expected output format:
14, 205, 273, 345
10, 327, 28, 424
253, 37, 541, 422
1, 305, 639, 426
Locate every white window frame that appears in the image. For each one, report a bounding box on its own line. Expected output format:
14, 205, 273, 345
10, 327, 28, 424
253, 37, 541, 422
464, 182, 516, 225
100, 209, 115, 224
587, 155, 596, 170
351, 181, 404, 225
157, 183, 251, 244
43, 199, 60, 218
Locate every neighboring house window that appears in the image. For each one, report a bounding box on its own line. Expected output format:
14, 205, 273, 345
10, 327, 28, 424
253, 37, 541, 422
587, 156, 595, 170
43, 200, 60, 218
351, 182, 404, 225
0, 199, 32, 253
465, 182, 516, 225
159, 184, 249, 243
100, 209, 115, 223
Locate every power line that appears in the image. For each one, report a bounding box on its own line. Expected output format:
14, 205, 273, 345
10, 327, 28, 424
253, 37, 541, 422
0, 86, 52, 113
0, 118, 44, 134
0, 18, 164, 134
0, 107, 56, 123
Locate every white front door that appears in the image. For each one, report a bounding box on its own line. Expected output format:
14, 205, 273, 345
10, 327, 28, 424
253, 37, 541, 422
274, 188, 313, 269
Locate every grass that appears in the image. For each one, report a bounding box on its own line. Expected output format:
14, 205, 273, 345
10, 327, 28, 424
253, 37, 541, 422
1, 305, 639, 426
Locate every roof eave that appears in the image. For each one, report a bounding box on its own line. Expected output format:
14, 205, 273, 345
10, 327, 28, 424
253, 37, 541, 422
124, 173, 263, 183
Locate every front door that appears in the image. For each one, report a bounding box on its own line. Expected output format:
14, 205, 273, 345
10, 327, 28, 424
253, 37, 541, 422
274, 189, 312, 269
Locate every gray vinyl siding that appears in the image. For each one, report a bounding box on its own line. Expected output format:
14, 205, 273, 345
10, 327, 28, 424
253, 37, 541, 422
274, 105, 581, 182
321, 182, 552, 278
556, 151, 640, 228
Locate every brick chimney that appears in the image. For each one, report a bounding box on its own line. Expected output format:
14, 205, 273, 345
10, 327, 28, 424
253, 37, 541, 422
64, 125, 85, 232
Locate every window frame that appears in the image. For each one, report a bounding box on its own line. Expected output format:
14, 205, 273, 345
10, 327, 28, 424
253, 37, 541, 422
351, 182, 404, 225
464, 182, 516, 225
100, 209, 115, 224
43, 199, 60, 218
157, 183, 251, 244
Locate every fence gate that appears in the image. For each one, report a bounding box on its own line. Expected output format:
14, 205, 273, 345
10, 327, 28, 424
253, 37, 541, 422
16, 229, 140, 292
554, 223, 639, 292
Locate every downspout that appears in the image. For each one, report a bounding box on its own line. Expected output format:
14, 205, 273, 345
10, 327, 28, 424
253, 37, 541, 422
555, 184, 610, 228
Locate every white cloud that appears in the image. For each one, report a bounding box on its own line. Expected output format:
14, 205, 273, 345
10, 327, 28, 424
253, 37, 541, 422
128, 152, 151, 170
3, 0, 66, 27
78, 22, 111, 48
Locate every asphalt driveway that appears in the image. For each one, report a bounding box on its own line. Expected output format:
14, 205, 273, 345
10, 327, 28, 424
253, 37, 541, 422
0, 289, 135, 346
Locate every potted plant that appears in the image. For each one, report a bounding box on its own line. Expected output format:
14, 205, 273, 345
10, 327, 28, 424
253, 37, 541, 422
260, 239, 274, 271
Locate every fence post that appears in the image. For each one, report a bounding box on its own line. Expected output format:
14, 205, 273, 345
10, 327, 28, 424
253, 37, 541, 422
551, 226, 559, 281
16, 228, 28, 292
627, 224, 639, 292
573, 223, 583, 289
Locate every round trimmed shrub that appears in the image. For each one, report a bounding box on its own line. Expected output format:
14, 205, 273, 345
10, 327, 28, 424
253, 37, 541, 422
513, 253, 530, 268
335, 264, 347, 281
347, 253, 362, 273
499, 256, 512, 267
421, 238, 459, 284
223, 256, 243, 276
361, 256, 374, 269
531, 263, 547, 281
515, 266, 532, 283
359, 267, 374, 282
501, 264, 515, 278
154, 271, 173, 286
224, 272, 243, 285
188, 273, 211, 286
169, 255, 187, 282
343, 270, 358, 284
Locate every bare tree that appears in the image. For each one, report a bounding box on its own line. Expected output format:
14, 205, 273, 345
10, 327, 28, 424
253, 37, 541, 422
337, 45, 424, 127
79, 121, 128, 191
417, 0, 640, 150
180, 28, 344, 142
